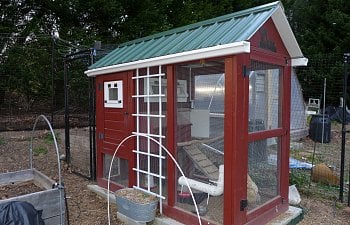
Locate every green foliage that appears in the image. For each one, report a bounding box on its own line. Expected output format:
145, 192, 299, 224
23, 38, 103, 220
1, 0, 350, 110
33, 147, 48, 156
283, 0, 350, 106
43, 133, 57, 145
289, 169, 309, 188
1, 31, 53, 111
0, 136, 5, 145
305, 154, 324, 165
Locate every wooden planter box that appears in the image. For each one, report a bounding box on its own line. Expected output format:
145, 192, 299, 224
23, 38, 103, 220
0, 169, 65, 225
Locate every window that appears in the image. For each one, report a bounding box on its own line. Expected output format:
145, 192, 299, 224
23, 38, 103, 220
144, 78, 188, 102
104, 80, 123, 108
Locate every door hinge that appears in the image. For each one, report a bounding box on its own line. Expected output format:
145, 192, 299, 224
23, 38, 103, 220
243, 65, 249, 77
98, 83, 103, 91
240, 199, 248, 211
242, 65, 250, 78
281, 197, 286, 204
98, 132, 104, 140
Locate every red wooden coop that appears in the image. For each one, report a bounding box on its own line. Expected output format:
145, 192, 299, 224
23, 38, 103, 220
85, 2, 307, 224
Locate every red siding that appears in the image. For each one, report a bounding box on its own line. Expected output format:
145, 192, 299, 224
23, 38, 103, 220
250, 18, 289, 57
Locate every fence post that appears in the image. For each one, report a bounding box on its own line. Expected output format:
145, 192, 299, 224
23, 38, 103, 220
340, 53, 349, 202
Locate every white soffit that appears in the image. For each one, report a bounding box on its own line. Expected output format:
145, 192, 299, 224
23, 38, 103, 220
85, 41, 250, 77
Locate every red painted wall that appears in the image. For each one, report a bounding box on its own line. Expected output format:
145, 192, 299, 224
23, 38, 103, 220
250, 18, 289, 59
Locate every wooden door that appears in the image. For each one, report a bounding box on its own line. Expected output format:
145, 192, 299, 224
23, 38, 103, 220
95, 71, 134, 189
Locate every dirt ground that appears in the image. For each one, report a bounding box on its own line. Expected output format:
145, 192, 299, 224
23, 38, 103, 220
0, 128, 121, 225
298, 196, 350, 225
291, 122, 350, 225
0, 125, 350, 224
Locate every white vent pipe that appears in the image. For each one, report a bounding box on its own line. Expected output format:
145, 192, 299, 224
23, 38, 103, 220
178, 165, 224, 196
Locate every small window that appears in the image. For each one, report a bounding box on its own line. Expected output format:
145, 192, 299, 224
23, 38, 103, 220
104, 80, 123, 108
144, 78, 188, 102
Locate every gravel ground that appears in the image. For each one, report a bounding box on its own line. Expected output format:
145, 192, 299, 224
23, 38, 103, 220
0, 129, 122, 225
1, 127, 350, 224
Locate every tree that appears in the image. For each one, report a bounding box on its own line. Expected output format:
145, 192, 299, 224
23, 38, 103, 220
282, 0, 350, 105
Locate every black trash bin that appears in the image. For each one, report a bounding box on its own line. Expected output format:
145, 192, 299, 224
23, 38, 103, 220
309, 114, 331, 143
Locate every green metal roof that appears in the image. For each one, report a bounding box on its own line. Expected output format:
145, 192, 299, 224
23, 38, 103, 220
90, 1, 280, 70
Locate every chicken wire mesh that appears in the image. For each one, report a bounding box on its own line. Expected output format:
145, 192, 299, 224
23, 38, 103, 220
290, 53, 350, 204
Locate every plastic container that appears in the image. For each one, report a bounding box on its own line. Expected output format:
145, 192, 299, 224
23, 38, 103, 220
309, 114, 331, 143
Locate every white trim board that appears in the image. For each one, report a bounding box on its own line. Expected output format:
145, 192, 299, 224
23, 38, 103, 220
85, 41, 250, 77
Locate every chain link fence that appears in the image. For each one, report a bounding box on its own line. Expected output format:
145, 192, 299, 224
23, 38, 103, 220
290, 53, 350, 205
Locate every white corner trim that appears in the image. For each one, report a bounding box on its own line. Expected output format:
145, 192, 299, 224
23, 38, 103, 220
85, 41, 250, 77
292, 57, 308, 67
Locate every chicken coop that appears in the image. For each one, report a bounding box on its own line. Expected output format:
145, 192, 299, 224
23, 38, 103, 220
85, 2, 307, 224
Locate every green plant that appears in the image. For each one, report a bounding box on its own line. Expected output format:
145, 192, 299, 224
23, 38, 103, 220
306, 115, 312, 125
290, 150, 303, 161
0, 137, 5, 145
43, 132, 58, 145
289, 169, 309, 188
33, 147, 48, 156
305, 154, 324, 165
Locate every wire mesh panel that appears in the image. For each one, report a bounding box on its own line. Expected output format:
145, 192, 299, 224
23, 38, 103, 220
289, 54, 350, 205
64, 55, 95, 180
248, 137, 280, 210
69, 127, 91, 177
248, 61, 282, 210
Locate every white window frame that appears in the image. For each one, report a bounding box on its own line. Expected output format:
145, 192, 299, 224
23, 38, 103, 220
104, 80, 123, 108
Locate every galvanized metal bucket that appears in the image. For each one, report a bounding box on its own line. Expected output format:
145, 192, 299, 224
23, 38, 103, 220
115, 188, 158, 222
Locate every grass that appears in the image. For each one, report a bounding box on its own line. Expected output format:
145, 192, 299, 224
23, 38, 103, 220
289, 168, 345, 201
43, 133, 56, 145
290, 169, 310, 188
33, 146, 48, 156
0, 136, 5, 145
290, 147, 325, 165
305, 153, 324, 165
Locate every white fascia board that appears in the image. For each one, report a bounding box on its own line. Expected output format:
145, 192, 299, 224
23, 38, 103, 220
272, 6, 304, 59
292, 57, 308, 66
85, 41, 250, 77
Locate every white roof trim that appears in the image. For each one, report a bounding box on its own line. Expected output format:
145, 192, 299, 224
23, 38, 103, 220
292, 57, 308, 66
272, 5, 307, 66
85, 41, 250, 77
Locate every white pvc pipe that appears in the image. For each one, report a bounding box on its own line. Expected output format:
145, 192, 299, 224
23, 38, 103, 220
107, 134, 202, 225
178, 165, 224, 196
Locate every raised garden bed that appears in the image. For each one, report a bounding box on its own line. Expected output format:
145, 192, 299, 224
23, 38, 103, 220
0, 168, 65, 224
